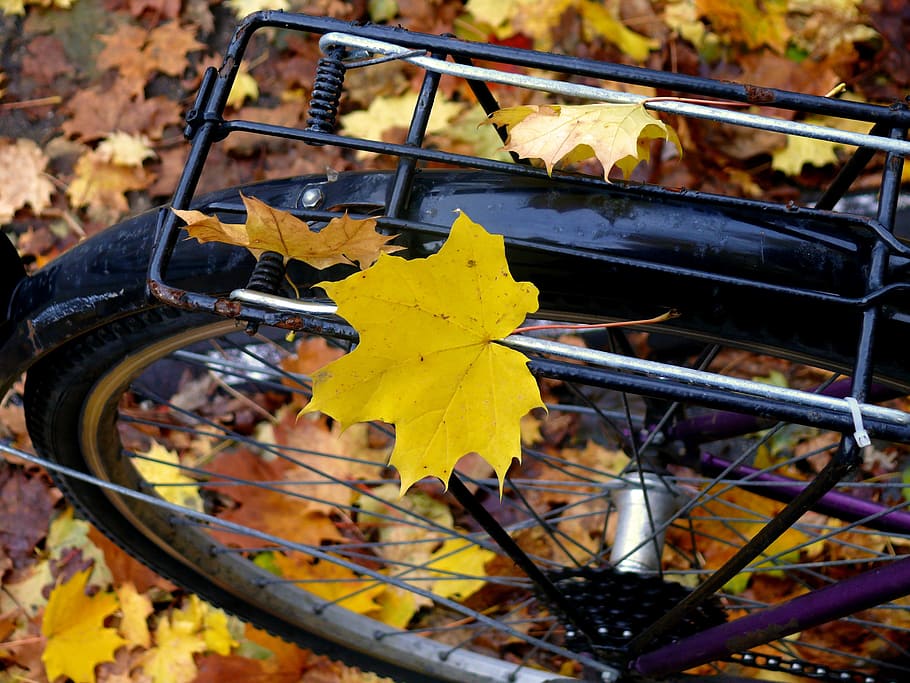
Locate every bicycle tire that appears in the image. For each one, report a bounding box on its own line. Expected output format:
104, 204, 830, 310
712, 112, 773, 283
24, 182, 910, 682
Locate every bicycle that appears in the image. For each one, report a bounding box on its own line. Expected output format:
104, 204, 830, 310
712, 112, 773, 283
3, 9, 910, 682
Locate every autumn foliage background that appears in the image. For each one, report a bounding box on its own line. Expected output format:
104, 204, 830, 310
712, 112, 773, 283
1, 0, 910, 681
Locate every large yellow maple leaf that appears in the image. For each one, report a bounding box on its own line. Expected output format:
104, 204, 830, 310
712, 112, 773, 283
41, 569, 126, 683
489, 102, 681, 181
304, 212, 543, 493
175, 194, 401, 269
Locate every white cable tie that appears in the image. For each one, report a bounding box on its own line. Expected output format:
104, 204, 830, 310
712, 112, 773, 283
845, 397, 871, 447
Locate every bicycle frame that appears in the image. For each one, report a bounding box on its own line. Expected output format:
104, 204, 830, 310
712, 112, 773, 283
4, 10, 910, 680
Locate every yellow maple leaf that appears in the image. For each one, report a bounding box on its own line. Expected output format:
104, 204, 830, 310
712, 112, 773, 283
175, 194, 401, 269
339, 92, 465, 154
304, 211, 543, 493
426, 538, 494, 600
117, 582, 153, 648
489, 102, 682, 181
171, 594, 237, 656
227, 65, 259, 109
771, 110, 872, 176
42, 569, 127, 683
96, 131, 157, 167
140, 617, 206, 683
133, 442, 204, 512
67, 148, 152, 216
273, 552, 386, 614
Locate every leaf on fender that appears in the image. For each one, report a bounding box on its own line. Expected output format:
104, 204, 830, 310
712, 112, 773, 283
41, 568, 126, 683
174, 193, 401, 269
303, 211, 544, 494
489, 102, 681, 181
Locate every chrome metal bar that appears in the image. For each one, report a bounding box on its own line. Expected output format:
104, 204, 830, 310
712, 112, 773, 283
319, 32, 910, 158
500, 335, 910, 431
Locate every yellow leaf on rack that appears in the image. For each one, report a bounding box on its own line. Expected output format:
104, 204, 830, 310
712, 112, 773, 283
175, 194, 401, 269
489, 102, 681, 181
41, 569, 126, 683
303, 211, 543, 494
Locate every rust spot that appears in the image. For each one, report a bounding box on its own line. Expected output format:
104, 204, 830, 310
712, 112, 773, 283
743, 84, 775, 104
148, 280, 190, 308
276, 315, 304, 330
214, 298, 243, 317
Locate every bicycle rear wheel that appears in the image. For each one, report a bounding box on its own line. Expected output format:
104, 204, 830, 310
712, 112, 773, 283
24, 211, 910, 682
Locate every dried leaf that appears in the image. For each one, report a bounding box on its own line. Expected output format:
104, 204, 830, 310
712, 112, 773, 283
175, 194, 402, 269
273, 552, 386, 614
66, 148, 152, 217
304, 211, 543, 493
772, 109, 872, 176
425, 538, 494, 600
0, 138, 55, 223
226, 66, 259, 109
489, 102, 682, 181
132, 442, 204, 512
97, 22, 205, 97
96, 132, 157, 167
339, 92, 465, 150
0, 469, 55, 568
115, 583, 153, 649
140, 617, 206, 683
42, 569, 127, 683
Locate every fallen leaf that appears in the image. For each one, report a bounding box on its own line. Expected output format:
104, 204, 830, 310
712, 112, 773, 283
47, 508, 114, 589
304, 211, 543, 493
175, 194, 401, 269
695, 0, 791, 52
273, 552, 386, 614
62, 81, 182, 142
139, 616, 206, 683
131, 442, 204, 512
171, 595, 237, 656
771, 107, 873, 176
425, 538, 494, 600
42, 569, 127, 683
0, 469, 55, 569
96, 131, 157, 167
226, 66, 259, 109
225, 0, 289, 19
0, 138, 56, 223
116, 582, 153, 648
66, 148, 153, 219
339, 91, 465, 155
489, 102, 682, 181
96, 22, 205, 97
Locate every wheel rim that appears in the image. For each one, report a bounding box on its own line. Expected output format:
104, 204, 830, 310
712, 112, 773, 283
77, 318, 910, 681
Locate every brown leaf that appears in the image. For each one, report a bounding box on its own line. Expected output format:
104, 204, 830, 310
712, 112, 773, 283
96, 22, 204, 97
0, 138, 55, 223
87, 526, 176, 593
21, 35, 70, 85
176, 194, 402, 269
0, 470, 56, 569
62, 81, 181, 142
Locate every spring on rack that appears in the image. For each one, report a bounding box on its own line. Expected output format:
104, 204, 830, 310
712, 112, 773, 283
306, 46, 347, 136
246, 251, 286, 293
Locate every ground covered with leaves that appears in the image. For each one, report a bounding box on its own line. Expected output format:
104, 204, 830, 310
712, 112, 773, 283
2, 1, 910, 682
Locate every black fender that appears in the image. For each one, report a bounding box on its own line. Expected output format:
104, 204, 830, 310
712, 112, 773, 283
2, 170, 908, 398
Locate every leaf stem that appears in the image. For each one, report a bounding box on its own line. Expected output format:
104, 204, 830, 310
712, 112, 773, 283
513, 310, 678, 334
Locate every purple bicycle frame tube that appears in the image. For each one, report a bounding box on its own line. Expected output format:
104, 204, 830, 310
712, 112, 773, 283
632, 553, 910, 677
700, 453, 910, 535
